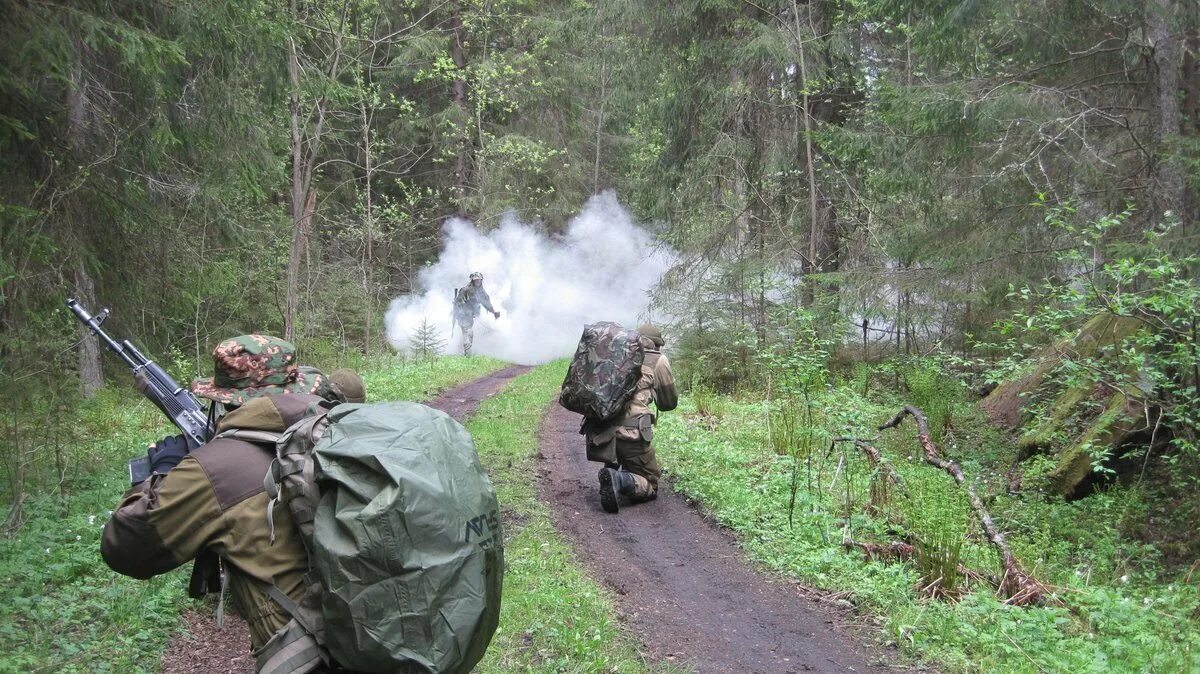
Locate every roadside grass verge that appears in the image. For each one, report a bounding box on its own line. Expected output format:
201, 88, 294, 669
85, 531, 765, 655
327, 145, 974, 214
654, 385, 1200, 673
0, 355, 507, 673
363, 353, 507, 401
466, 361, 657, 673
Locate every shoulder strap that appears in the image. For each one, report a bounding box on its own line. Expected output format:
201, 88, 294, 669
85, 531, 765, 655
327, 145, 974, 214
214, 429, 283, 445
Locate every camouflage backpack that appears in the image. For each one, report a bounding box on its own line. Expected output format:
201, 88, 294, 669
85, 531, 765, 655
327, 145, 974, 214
220, 401, 503, 674
559, 322, 645, 422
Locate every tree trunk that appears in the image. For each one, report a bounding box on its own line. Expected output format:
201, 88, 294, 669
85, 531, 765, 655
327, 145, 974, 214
451, 0, 469, 214
1181, 2, 1199, 225
593, 2, 609, 194
1145, 0, 1186, 226
285, 39, 305, 342
74, 261, 103, 397
794, 0, 820, 306
361, 101, 374, 357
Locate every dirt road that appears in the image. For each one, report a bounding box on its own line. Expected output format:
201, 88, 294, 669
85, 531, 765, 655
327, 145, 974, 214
537, 403, 892, 674
160, 365, 531, 674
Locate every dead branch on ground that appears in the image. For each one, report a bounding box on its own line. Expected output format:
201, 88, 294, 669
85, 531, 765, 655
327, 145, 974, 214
842, 538, 990, 584
832, 436, 905, 490
879, 406, 1050, 606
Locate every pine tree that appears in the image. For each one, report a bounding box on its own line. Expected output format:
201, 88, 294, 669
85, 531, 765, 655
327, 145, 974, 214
410, 318, 447, 360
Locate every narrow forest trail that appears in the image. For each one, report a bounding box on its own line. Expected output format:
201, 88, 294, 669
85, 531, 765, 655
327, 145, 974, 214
537, 403, 893, 674
159, 364, 532, 674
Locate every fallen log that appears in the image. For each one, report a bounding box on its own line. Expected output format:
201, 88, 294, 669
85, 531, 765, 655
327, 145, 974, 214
879, 406, 1049, 606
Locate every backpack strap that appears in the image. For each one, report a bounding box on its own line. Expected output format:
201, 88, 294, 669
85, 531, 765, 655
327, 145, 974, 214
214, 429, 283, 444
255, 616, 327, 674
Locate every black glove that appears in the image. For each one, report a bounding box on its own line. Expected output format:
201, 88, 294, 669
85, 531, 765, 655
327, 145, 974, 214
493, 311, 501, 319
148, 434, 188, 474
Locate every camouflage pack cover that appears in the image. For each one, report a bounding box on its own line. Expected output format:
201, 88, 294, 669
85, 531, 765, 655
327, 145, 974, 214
559, 322, 645, 422
241, 401, 503, 673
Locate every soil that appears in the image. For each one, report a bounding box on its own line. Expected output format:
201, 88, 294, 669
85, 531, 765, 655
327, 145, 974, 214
424, 365, 533, 419
160, 365, 531, 674
536, 403, 896, 674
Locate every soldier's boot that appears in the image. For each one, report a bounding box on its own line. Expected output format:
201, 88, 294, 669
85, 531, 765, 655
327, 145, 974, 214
598, 466, 635, 514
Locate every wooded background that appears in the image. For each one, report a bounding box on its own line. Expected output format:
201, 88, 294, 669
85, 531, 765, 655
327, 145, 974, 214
2, 0, 1197, 520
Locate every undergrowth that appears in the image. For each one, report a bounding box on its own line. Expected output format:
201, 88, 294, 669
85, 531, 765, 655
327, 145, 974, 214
0, 355, 507, 673
655, 366, 1200, 673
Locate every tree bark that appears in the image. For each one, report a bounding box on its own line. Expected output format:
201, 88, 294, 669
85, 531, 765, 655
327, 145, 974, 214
793, 0, 820, 302
451, 0, 469, 214
360, 97, 374, 356
74, 261, 103, 397
1145, 0, 1187, 226
285, 37, 306, 342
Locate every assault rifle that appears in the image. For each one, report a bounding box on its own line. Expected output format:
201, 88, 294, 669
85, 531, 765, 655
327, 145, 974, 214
66, 298, 214, 483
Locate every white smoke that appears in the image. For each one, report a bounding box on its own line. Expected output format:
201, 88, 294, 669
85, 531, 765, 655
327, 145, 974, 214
384, 192, 674, 365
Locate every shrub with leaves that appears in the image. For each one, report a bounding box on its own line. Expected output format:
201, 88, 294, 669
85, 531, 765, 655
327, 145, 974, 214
992, 205, 1199, 489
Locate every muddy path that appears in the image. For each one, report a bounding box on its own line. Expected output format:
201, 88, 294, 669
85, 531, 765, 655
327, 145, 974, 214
161, 364, 531, 673
424, 364, 533, 419
537, 403, 894, 674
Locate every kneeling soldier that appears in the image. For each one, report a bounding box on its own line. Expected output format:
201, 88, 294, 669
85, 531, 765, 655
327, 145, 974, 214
585, 324, 677, 513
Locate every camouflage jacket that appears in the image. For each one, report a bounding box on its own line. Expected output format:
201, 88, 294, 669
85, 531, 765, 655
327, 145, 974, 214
453, 283, 495, 320
606, 337, 677, 441
101, 395, 324, 653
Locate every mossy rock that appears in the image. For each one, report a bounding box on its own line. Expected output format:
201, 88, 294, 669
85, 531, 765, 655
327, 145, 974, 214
981, 314, 1149, 498
982, 314, 1143, 428
1046, 391, 1141, 496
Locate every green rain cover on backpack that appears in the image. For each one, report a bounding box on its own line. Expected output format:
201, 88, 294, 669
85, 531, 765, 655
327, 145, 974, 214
312, 401, 503, 673
559, 322, 645, 422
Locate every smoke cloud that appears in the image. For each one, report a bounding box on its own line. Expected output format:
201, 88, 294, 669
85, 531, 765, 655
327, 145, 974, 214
384, 192, 674, 365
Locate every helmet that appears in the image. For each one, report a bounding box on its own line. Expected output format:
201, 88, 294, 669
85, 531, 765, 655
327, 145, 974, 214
469, 272, 483, 281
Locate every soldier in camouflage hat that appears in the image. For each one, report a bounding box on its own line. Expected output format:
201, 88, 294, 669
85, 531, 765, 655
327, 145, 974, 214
102, 336, 351, 672
329, 368, 366, 404
191, 334, 326, 407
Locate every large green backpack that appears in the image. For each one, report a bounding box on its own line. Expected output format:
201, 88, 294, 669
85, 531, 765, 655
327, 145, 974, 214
226, 401, 503, 674
559, 322, 645, 422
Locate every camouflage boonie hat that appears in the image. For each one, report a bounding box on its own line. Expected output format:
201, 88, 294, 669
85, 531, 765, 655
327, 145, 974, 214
191, 335, 324, 406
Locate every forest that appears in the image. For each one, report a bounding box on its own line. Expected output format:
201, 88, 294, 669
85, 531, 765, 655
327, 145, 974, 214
1, 0, 1198, 672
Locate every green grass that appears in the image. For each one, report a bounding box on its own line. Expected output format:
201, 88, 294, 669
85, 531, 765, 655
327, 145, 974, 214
0, 390, 186, 673
0, 355, 507, 673
655, 383, 1200, 673
467, 361, 657, 673
363, 353, 507, 401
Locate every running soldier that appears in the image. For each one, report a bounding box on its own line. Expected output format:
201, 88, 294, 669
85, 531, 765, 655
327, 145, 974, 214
453, 272, 500, 355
